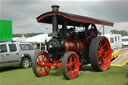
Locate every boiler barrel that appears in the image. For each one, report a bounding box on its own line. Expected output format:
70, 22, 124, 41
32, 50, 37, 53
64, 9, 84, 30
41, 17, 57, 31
65, 40, 84, 52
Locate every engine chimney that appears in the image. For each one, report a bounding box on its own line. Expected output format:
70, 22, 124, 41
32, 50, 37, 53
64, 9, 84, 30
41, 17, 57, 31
51, 5, 59, 36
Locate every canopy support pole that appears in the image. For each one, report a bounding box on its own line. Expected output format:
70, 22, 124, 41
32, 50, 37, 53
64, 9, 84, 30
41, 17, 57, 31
103, 25, 104, 36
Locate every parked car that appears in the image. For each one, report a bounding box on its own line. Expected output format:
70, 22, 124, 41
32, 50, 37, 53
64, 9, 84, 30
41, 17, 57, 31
0, 41, 36, 68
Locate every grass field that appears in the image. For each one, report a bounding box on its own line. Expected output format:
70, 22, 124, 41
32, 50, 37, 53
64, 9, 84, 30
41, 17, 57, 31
0, 65, 128, 85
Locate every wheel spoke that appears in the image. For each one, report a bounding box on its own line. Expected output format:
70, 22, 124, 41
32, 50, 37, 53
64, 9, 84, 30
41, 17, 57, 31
43, 66, 47, 72
101, 57, 105, 66
98, 58, 102, 65
38, 67, 42, 73
40, 67, 43, 73
42, 55, 44, 61
97, 50, 101, 57
37, 56, 40, 62
104, 51, 108, 57
66, 63, 71, 69
100, 42, 103, 48
69, 68, 72, 75
97, 55, 101, 58
101, 57, 106, 65
102, 43, 107, 48
98, 45, 101, 49
103, 59, 107, 65
70, 57, 72, 63
99, 57, 104, 64
98, 43, 102, 49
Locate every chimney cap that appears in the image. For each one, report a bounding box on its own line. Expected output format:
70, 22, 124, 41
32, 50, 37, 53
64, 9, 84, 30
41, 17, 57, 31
51, 5, 60, 12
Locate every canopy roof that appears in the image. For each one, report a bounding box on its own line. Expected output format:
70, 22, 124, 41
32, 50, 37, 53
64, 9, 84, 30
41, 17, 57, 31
37, 11, 113, 26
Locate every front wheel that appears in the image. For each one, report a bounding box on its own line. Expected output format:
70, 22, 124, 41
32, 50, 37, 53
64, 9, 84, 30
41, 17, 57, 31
32, 51, 51, 77
89, 36, 111, 71
62, 51, 80, 80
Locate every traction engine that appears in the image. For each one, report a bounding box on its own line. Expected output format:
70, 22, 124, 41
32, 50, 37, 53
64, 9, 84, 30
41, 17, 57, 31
32, 5, 113, 80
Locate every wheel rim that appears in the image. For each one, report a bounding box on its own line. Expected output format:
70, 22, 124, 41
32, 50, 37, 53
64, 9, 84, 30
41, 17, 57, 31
35, 52, 50, 76
66, 53, 79, 79
24, 59, 29, 68
97, 37, 111, 71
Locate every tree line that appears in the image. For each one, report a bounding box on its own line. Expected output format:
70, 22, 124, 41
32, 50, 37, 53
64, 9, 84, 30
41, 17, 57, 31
110, 30, 128, 36
13, 29, 128, 37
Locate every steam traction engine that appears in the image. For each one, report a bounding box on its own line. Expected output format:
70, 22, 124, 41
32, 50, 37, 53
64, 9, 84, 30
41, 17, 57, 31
32, 5, 113, 80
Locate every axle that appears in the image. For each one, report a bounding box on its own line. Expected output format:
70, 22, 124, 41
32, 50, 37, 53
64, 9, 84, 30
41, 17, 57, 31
45, 61, 61, 70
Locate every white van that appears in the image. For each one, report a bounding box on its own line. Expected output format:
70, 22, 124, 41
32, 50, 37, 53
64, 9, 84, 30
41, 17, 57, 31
122, 36, 128, 46
103, 34, 122, 51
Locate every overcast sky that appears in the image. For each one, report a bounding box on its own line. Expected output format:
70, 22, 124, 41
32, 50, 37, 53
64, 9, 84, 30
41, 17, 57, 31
1, 0, 128, 34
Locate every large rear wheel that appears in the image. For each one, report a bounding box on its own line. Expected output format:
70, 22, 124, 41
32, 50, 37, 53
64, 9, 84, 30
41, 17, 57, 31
89, 36, 111, 71
62, 51, 80, 80
32, 51, 51, 77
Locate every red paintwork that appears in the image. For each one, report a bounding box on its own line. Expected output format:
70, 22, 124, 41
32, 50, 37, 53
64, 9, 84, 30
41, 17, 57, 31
97, 37, 111, 70
36, 52, 80, 79
65, 52, 79, 79
65, 40, 84, 52
45, 61, 61, 70
37, 12, 113, 26
36, 52, 62, 76
36, 52, 51, 76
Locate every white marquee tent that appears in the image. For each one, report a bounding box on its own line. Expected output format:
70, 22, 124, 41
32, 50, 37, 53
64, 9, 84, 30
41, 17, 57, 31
26, 34, 52, 43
